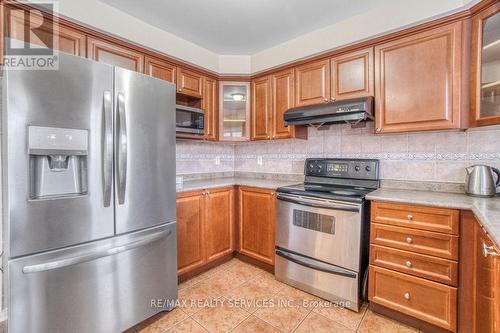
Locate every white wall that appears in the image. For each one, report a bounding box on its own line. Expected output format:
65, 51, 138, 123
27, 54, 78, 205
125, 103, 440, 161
34, 0, 476, 75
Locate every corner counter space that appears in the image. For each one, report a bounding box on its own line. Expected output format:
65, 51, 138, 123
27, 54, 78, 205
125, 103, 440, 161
367, 188, 500, 246
176, 176, 300, 193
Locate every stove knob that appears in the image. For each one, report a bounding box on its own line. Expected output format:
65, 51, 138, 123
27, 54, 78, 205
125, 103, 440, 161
365, 165, 371, 172
354, 165, 360, 172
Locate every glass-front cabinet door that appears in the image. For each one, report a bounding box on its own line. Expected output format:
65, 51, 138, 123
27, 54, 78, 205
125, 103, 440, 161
219, 82, 250, 141
471, 3, 500, 126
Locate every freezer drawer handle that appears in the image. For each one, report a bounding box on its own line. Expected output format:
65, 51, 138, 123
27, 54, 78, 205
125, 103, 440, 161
102, 90, 113, 207
22, 229, 172, 274
117, 92, 128, 205
276, 194, 360, 212
275, 248, 357, 278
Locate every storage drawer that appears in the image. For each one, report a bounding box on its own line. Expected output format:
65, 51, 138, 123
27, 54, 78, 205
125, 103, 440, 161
370, 223, 458, 260
371, 202, 459, 235
370, 245, 458, 286
369, 266, 457, 332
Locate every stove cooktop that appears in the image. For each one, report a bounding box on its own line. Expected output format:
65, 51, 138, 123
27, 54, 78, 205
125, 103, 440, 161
276, 183, 374, 203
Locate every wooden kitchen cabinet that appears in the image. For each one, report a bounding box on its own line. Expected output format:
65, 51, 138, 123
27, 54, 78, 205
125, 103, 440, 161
331, 47, 374, 100
144, 56, 176, 83
251, 70, 307, 141
470, 2, 500, 127
374, 21, 465, 133
5, 7, 86, 57
177, 67, 204, 98
176, 187, 234, 276
87, 37, 143, 72
294, 58, 331, 107
176, 191, 205, 275
203, 77, 219, 141
251, 75, 272, 140
238, 187, 276, 265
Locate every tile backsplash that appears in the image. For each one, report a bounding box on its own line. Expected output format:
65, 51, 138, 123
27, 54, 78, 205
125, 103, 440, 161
176, 122, 500, 184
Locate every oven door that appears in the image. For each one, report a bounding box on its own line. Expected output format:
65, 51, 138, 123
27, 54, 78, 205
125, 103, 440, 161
276, 193, 362, 272
175, 106, 204, 135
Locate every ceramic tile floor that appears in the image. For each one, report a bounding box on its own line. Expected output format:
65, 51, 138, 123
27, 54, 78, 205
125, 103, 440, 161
137, 258, 423, 333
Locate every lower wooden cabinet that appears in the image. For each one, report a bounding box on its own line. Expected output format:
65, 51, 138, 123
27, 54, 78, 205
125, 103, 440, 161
238, 186, 276, 265
176, 187, 234, 275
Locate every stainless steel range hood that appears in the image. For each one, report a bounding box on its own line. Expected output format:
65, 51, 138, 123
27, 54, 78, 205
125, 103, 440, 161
284, 96, 374, 126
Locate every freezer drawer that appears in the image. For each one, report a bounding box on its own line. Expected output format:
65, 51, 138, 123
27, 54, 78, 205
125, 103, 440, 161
275, 249, 360, 311
8, 223, 177, 333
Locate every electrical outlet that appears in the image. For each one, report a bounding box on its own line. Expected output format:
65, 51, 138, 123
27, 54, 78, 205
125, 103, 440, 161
215, 156, 221, 165
257, 156, 263, 165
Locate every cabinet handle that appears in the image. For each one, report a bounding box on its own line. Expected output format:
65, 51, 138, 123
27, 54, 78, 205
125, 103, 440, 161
482, 242, 500, 257
406, 237, 413, 244
331, 97, 336, 102
407, 214, 413, 220
375, 128, 382, 133
271, 192, 275, 196
179, 88, 183, 92
267, 135, 270, 139
404, 292, 411, 300
323, 98, 328, 102
405, 261, 412, 268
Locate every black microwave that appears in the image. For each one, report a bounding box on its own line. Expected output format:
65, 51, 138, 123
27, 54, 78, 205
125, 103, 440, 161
176, 105, 204, 135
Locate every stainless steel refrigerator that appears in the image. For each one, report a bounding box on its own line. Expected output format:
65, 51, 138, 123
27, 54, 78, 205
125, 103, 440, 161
3, 53, 177, 333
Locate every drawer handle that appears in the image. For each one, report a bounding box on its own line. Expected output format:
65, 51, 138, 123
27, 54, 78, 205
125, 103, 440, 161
407, 214, 413, 220
482, 242, 500, 257
406, 237, 413, 244
405, 261, 412, 268
404, 292, 411, 300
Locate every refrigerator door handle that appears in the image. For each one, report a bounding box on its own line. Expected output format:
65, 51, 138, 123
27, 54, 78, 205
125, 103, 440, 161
22, 229, 172, 274
117, 92, 128, 205
102, 90, 113, 207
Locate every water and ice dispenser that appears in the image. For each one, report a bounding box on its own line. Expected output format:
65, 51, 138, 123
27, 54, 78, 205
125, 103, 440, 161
28, 126, 89, 199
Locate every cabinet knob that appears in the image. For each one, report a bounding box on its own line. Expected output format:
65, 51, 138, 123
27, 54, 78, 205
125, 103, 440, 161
404, 292, 411, 300
331, 97, 336, 102
407, 214, 413, 220
406, 237, 413, 244
323, 98, 328, 102
179, 88, 183, 92
271, 192, 275, 196
375, 128, 381, 133
482, 242, 500, 257
405, 261, 412, 268
267, 135, 270, 139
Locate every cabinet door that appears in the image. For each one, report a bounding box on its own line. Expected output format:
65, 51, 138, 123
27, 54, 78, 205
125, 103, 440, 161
177, 67, 203, 98
374, 22, 463, 133
203, 77, 219, 141
474, 225, 500, 333
238, 187, 275, 265
87, 37, 143, 72
144, 56, 176, 83
6, 8, 86, 56
331, 47, 373, 100
176, 191, 205, 275
470, 3, 500, 127
251, 76, 272, 140
204, 188, 233, 262
294, 58, 331, 107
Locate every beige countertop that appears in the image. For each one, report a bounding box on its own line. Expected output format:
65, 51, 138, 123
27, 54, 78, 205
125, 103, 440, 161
366, 188, 500, 247
176, 177, 300, 193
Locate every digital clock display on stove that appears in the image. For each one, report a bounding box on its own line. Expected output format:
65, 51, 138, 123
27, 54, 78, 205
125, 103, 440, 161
327, 163, 348, 172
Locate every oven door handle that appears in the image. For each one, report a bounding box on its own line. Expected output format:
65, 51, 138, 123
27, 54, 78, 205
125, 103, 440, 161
275, 249, 357, 278
276, 194, 360, 212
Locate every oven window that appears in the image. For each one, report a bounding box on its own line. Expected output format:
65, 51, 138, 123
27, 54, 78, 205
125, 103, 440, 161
293, 209, 335, 234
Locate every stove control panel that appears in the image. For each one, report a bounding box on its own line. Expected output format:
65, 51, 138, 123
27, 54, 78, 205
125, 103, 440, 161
305, 158, 379, 180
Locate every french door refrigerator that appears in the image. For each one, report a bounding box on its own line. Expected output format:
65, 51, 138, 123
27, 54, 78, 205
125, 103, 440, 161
3, 53, 177, 333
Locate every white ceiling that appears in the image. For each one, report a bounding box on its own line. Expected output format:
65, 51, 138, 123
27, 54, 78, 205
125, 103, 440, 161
99, 0, 397, 55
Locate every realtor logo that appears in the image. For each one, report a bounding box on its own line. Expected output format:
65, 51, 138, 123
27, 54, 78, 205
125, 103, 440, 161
4, 0, 59, 70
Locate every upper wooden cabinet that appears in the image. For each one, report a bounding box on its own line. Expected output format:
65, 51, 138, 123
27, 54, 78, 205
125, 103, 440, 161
331, 47, 374, 100
251, 76, 272, 140
374, 22, 465, 133
177, 67, 204, 98
470, 2, 500, 127
5, 8, 86, 57
238, 187, 276, 265
87, 37, 143, 72
251, 70, 307, 141
294, 58, 331, 106
144, 56, 176, 83
203, 77, 219, 141
219, 81, 251, 141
